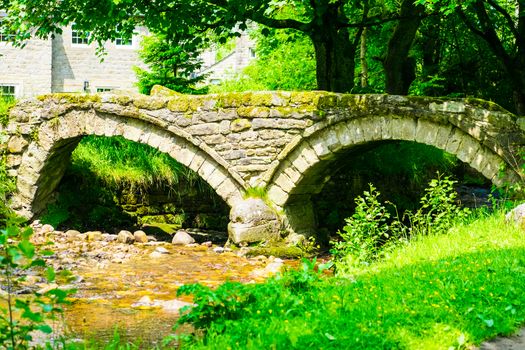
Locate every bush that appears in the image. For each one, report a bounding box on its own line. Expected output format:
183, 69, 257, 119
0, 221, 74, 349
331, 174, 470, 271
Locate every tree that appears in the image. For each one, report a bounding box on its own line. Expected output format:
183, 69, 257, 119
416, 0, 525, 115
0, 0, 418, 94
134, 33, 207, 95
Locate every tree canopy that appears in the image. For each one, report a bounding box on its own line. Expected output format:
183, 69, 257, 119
1, 0, 524, 114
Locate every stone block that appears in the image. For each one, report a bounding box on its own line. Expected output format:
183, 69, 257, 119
274, 171, 295, 193
186, 123, 219, 136
444, 128, 465, 155
268, 185, 289, 207
308, 137, 333, 160
7, 136, 28, 154
198, 160, 217, 181
228, 198, 280, 244
230, 118, 252, 132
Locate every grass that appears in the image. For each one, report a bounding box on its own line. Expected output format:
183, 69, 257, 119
70, 135, 202, 192
0, 97, 15, 126
171, 209, 525, 349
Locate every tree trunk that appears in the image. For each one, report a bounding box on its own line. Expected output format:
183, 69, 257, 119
360, 28, 369, 88
382, 0, 425, 95
311, 27, 357, 93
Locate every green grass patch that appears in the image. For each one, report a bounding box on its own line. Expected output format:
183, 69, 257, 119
70, 135, 202, 192
0, 97, 15, 126
174, 210, 525, 349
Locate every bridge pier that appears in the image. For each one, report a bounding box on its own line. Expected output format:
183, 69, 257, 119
283, 195, 317, 238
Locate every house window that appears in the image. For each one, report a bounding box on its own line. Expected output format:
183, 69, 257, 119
0, 85, 16, 98
71, 25, 90, 45
249, 47, 256, 58
96, 87, 114, 92
115, 37, 132, 46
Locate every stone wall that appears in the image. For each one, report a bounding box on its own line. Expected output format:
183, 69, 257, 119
0, 38, 53, 97
51, 26, 149, 93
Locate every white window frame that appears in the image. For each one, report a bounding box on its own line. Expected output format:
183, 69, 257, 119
96, 87, 116, 93
0, 84, 18, 99
71, 24, 90, 46
115, 36, 133, 48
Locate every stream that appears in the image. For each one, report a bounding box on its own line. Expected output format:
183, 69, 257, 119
27, 223, 289, 347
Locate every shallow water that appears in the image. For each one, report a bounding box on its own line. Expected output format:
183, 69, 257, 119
61, 243, 277, 346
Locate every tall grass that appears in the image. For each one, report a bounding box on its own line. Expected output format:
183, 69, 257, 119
70, 135, 204, 193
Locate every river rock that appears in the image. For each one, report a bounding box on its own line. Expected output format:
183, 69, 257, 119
133, 230, 148, 243
155, 247, 170, 254
228, 198, 280, 244
65, 229, 81, 239
172, 230, 195, 245
40, 224, 55, 235
506, 204, 525, 229
117, 230, 135, 244
86, 231, 103, 241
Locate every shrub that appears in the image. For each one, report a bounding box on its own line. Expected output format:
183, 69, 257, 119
331, 174, 470, 271
0, 221, 74, 349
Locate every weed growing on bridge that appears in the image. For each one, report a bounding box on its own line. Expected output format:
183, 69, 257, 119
0, 98, 15, 127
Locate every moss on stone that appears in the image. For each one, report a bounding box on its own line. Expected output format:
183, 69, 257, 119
133, 96, 167, 110
150, 85, 182, 97
249, 92, 274, 106
290, 91, 326, 105
245, 245, 304, 259
109, 95, 133, 106
464, 98, 509, 113
237, 106, 270, 118
273, 106, 294, 117
217, 92, 246, 108
231, 118, 252, 132
37, 93, 101, 104
167, 97, 190, 112
317, 94, 340, 109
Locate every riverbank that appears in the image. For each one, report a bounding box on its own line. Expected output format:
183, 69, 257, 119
167, 210, 525, 350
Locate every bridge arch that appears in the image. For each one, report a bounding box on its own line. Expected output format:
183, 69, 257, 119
265, 115, 522, 235
11, 107, 245, 218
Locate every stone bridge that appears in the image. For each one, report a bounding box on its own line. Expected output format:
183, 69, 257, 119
1, 88, 524, 243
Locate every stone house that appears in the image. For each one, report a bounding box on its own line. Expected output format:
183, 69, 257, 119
0, 12, 256, 98
0, 11, 149, 98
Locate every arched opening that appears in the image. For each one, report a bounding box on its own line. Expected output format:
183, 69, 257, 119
269, 116, 515, 243
38, 135, 230, 240
309, 140, 492, 242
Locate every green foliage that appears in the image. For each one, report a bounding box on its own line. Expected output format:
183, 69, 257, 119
0, 97, 15, 127
173, 210, 525, 349
332, 175, 470, 270
242, 186, 268, 201
331, 184, 395, 266
0, 221, 74, 349
135, 34, 208, 95
0, 155, 16, 226
70, 135, 201, 192
404, 175, 471, 236
174, 258, 332, 342
211, 29, 316, 92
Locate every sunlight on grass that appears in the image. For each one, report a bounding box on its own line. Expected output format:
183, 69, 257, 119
173, 210, 525, 350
